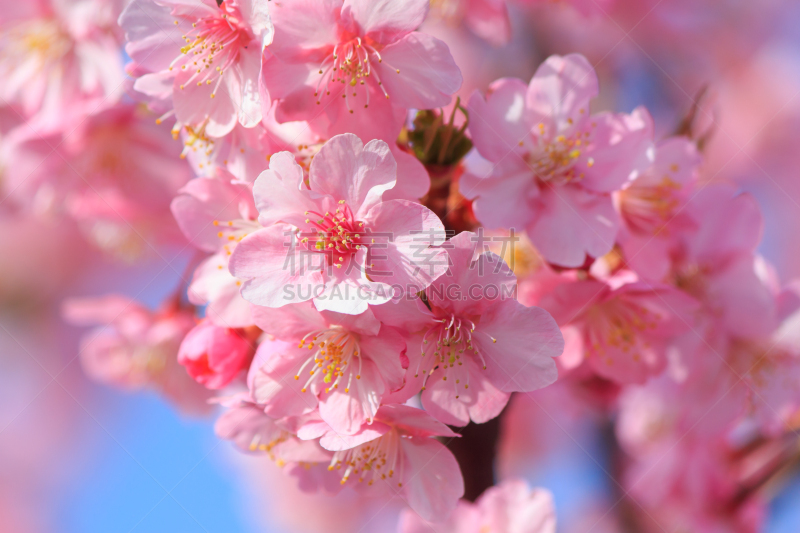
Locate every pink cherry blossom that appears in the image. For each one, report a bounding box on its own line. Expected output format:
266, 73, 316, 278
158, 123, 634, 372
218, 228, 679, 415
615, 136, 702, 280
171, 169, 260, 326
294, 404, 464, 521
399, 478, 556, 533
177, 318, 255, 389
262, 0, 462, 141
229, 133, 448, 315
250, 301, 407, 435
669, 184, 777, 342
541, 271, 699, 384
2, 104, 192, 253
0, 0, 125, 132
461, 54, 654, 267
373, 231, 564, 426
62, 294, 212, 414
120, 0, 273, 137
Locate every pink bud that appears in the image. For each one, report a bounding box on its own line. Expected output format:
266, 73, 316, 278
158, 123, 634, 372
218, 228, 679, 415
178, 320, 254, 390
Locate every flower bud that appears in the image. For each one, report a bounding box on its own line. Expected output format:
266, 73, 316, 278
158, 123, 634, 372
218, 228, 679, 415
178, 320, 254, 389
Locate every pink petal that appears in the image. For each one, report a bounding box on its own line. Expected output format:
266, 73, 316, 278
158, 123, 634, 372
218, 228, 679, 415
477, 481, 556, 533
252, 353, 320, 418
463, 0, 511, 47
475, 299, 562, 393
576, 107, 654, 193
342, 0, 429, 43
319, 308, 382, 336
527, 184, 619, 267
308, 134, 397, 217
251, 300, 328, 339
685, 184, 763, 262
359, 326, 407, 391
467, 78, 532, 162
371, 298, 437, 333
383, 146, 431, 201
318, 421, 392, 451
398, 503, 479, 533
268, 0, 342, 63
376, 404, 459, 438
171, 176, 252, 252
376, 32, 462, 110
707, 254, 777, 340
366, 199, 448, 292
120, 0, 195, 72
319, 359, 384, 435
461, 156, 538, 231
229, 224, 325, 308
308, 82, 407, 143
173, 68, 237, 137
422, 361, 510, 426
526, 54, 599, 132
252, 152, 315, 227
426, 231, 517, 317
188, 253, 253, 328
400, 438, 464, 521
234, 45, 264, 128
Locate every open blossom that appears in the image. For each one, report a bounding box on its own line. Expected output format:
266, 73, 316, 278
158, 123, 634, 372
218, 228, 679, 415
250, 302, 407, 435
177, 319, 255, 389
541, 271, 699, 384
374, 231, 564, 426
461, 53, 653, 267
615, 136, 702, 280
2, 104, 191, 253
702, 281, 800, 435
399, 478, 556, 533
120, 0, 273, 137
171, 170, 260, 326
62, 294, 212, 414
229, 134, 448, 315
263, 0, 462, 141
294, 404, 464, 521
0, 0, 125, 131
670, 184, 777, 341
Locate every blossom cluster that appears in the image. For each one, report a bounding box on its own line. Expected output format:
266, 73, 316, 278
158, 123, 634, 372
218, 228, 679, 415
3, 0, 799, 531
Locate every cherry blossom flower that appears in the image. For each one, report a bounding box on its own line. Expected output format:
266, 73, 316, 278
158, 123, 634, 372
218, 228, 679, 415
262, 0, 462, 141
1, 104, 191, 254
171, 170, 260, 326
250, 302, 407, 435
399, 478, 556, 533
0, 0, 125, 132
294, 404, 464, 521
669, 184, 777, 342
177, 318, 255, 389
229, 133, 448, 315
373, 231, 564, 426
541, 271, 699, 384
615, 136, 702, 280
120, 0, 273, 137
461, 54, 653, 267
62, 294, 212, 414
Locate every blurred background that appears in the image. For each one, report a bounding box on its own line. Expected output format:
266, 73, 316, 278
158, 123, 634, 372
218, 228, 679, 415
4, 0, 800, 531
